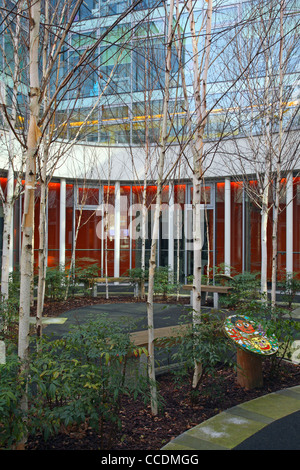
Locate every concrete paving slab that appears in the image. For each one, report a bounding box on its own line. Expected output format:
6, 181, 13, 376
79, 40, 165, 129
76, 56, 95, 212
238, 390, 300, 420
184, 412, 266, 450
291, 306, 300, 319
163, 434, 228, 451
224, 405, 274, 424
162, 386, 300, 451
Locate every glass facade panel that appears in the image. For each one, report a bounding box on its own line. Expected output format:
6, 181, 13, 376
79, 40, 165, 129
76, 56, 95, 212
75, 209, 101, 274
249, 198, 273, 279
78, 187, 99, 206
66, 184, 74, 269
100, 0, 129, 17
0, 179, 6, 272
48, 183, 60, 267
294, 177, 300, 274
103, 186, 115, 253
174, 184, 185, 282
120, 185, 131, 275
231, 182, 243, 274
34, 185, 40, 271
276, 179, 287, 279
215, 183, 225, 267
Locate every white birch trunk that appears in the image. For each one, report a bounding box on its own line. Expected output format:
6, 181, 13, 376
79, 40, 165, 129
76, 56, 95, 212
1, 5, 23, 301
187, 0, 213, 388
271, 0, 284, 307
147, 0, 174, 415
105, 149, 111, 300
19, 0, 41, 363
141, 48, 151, 300
271, 178, 280, 306
36, 172, 47, 339
261, 185, 269, 298
1, 172, 14, 300
17, 0, 41, 449
36, 0, 50, 338
141, 163, 149, 300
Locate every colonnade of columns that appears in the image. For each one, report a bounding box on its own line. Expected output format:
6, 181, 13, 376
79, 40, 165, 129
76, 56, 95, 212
57, 173, 295, 278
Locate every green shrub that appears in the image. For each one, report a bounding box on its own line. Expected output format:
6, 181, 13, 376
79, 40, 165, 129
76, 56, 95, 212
0, 296, 19, 342
219, 271, 260, 309
126, 267, 149, 298
154, 266, 181, 299
45, 260, 100, 300
73, 260, 99, 297
0, 347, 27, 449
160, 311, 231, 403
8, 269, 21, 299
278, 272, 300, 308
241, 301, 300, 370
45, 265, 67, 300
27, 315, 149, 447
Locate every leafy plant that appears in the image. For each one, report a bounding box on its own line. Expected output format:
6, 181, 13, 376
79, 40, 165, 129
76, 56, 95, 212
8, 268, 21, 299
242, 301, 300, 372
73, 260, 99, 297
126, 267, 149, 299
278, 272, 300, 308
27, 315, 149, 448
154, 266, 181, 299
45, 265, 67, 300
0, 346, 27, 449
159, 310, 232, 404
219, 271, 260, 309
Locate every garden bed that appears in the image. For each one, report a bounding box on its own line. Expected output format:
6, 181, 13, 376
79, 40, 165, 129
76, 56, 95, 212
16, 294, 300, 450
26, 358, 300, 451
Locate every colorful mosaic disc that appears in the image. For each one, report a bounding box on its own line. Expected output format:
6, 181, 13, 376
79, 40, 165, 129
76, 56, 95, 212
224, 315, 279, 356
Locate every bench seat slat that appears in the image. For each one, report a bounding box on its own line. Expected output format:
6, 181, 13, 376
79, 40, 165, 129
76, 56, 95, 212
182, 284, 232, 293
130, 324, 191, 348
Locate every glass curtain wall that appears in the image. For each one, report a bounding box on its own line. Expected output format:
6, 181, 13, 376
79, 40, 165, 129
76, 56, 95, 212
186, 185, 214, 279
294, 177, 300, 274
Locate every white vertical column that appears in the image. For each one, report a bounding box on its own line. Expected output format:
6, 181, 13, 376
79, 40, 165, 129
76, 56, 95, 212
168, 182, 174, 274
224, 177, 231, 274
59, 178, 66, 268
114, 181, 120, 279
286, 171, 293, 274
9, 206, 14, 273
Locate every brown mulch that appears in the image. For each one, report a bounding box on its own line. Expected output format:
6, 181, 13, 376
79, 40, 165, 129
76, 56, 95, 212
25, 296, 300, 451
25, 342, 300, 450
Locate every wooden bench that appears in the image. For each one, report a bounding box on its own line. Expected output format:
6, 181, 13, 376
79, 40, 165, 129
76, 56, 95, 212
183, 284, 233, 309
130, 324, 191, 349
93, 277, 130, 283
129, 324, 191, 373
91, 277, 131, 296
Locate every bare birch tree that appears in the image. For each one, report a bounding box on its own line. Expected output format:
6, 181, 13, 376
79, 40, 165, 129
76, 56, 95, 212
220, 0, 300, 301
18, 0, 42, 365
185, 0, 213, 387
0, 0, 25, 301
146, 0, 176, 415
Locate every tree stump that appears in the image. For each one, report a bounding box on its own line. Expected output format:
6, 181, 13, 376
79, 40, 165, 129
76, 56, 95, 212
236, 347, 263, 390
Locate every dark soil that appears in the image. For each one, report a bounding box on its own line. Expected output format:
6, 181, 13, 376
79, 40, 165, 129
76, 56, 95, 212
26, 355, 300, 450
25, 296, 300, 451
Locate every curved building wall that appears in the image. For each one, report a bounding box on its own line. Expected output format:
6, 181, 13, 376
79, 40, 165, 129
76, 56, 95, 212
0, 161, 299, 283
